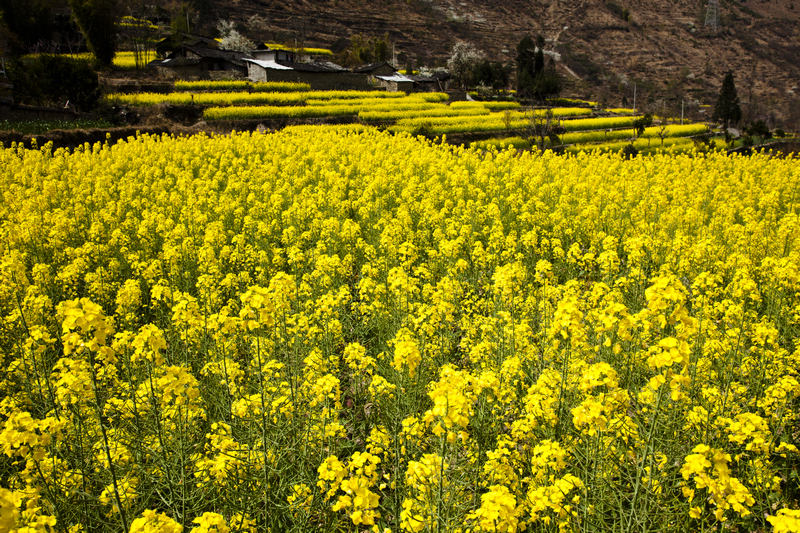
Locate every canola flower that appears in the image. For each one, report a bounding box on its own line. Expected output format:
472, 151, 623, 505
391, 111, 638, 135
0, 128, 799, 532
106, 89, 405, 107
174, 80, 311, 92
23, 51, 155, 69
262, 43, 334, 56
471, 124, 707, 152
563, 136, 700, 156
204, 98, 455, 122
560, 123, 709, 145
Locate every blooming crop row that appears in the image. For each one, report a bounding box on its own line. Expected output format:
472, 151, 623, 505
470, 136, 532, 150
472, 129, 706, 153
23, 51, 155, 70
202, 104, 361, 120
0, 129, 798, 532
563, 136, 698, 155
394, 107, 592, 127
203, 99, 453, 121
560, 123, 710, 145
390, 108, 595, 135
450, 101, 522, 111
302, 96, 447, 109
546, 97, 598, 107
559, 115, 643, 131
173, 81, 311, 92
263, 43, 334, 56
106, 90, 405, 107
359, 105, 491, 123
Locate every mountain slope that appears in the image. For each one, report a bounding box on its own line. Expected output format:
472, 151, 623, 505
214, 0, 800, 126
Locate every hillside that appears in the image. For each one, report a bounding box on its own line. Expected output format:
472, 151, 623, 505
212, 0, 800, 126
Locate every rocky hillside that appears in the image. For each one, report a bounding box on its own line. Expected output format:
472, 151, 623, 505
211, 0, 800, 127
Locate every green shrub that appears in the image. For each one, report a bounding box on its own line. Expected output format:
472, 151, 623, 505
9, 55, 100, 110
621, 143, 638, 159
745, 120, 771, 140
606, 1, 631, 21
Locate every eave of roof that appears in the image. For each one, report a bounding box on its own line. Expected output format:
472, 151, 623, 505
375, 74, 414, 83
243, 58, 294, 70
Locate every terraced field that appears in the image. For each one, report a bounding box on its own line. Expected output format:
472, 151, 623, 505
104, 82, 713, 154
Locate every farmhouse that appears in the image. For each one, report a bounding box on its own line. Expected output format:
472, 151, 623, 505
407, 73, 446, 92
372, 73, 414, 92
151, 36, 248, 79
350, 62, 412, 91
244, 48, 371, 90
155, 34, 219, 57
352, 62, 397, 77
149, 37, 428, 91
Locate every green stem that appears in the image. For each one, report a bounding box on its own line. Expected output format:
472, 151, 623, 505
87, 348, 129, 532
624, 383, 665, 533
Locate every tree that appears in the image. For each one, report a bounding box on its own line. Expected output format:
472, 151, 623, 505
621, 143, 638, 159
516, 35, 536, 97
217, 20, 254, 52
516, 35, 560, 101
472, 59, 510, 90
713, 71, 741, 129
169, 2, 191, 34
1, 0, 83, 55
633, 113, 653, 138
533, 35, 545, 77
9, 54, 99, 109
336, 33, 391, 67
525, 108, 563, 151
68, 0, 118, 67
446, 41, 484, 89
745, 119, 771, 141
117, 14, 160, 69
532, 58, 561, 100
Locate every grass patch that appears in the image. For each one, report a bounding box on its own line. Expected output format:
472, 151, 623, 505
0, 118, 114, 134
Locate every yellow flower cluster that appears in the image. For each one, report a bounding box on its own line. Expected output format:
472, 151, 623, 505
768, 509, 800, 533
468, 484, 521, 532
0, 128, 798, 531
681, 444, 756, 521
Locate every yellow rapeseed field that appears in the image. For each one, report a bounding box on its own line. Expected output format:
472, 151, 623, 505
0, 128, 799, 532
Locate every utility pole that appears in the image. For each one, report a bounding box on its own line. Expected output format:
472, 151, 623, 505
705, 0, 720, 33
681, 99, 684, 125
633, 83, 637, 113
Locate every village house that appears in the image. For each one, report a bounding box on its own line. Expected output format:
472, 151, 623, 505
350, 62, 412, 91
149, 35, 435, 92
150, 34, 248, 79
244, 48, 371, 90
372, 72, 414, 92
351, 62, 397, 77
407, 73, 446, 92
